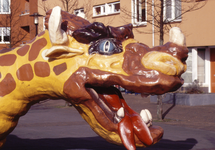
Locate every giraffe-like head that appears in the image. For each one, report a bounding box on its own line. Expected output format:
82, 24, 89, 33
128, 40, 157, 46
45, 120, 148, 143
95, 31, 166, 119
44, 6, 188, 149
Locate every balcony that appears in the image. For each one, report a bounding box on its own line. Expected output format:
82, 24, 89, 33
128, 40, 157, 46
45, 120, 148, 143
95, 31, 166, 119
19, 12, 30, 27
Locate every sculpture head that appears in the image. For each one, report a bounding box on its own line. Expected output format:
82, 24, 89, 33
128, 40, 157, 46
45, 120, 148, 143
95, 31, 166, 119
0, 6, 188, 150
43, 6, 188, 149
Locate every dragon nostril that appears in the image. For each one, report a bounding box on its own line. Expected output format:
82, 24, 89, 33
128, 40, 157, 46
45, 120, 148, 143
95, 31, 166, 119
141, 51, 185, 76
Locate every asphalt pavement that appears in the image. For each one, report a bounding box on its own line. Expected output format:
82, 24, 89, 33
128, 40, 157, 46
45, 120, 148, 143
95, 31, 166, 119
2, 94, 215, 150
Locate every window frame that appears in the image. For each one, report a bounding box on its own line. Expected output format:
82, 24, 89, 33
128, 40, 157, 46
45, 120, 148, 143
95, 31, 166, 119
0, 27, 10, 44
182, 47, 210, 90
163, 0, 182, 23
108, 1, 120, 14
93, 4, 105, 16
0, 0, 10, 14
131, 0, 147, 26
74, 8, 84, 16
93, 1, 120, 17
74, 8, 85, 18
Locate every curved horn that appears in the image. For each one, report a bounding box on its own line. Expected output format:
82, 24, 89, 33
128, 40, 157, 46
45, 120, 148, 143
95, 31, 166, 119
48, 6, 68, 45
169, 27, 186, 46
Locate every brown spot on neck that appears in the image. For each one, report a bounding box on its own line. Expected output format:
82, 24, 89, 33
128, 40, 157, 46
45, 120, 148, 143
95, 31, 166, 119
34, 62, 50, 77
0, 73, 16, 97
29, 38, 47, 61
0, 72, 1, 79
17, 45, 30, 56
53, 63, 67, 76
16, 64, 34, 81
0, 54, 17, 66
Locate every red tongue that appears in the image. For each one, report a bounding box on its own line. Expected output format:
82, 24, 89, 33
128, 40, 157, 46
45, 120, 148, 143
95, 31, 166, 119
131, 115, 153, 146
118, 113, 136, 150
120, 98, 153, 146
100, 87, 154, 147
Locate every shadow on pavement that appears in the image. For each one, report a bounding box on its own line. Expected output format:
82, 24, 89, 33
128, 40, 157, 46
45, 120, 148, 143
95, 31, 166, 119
3, 135, 197, 150
148, 138, 198, 150
162, 93, 176, 119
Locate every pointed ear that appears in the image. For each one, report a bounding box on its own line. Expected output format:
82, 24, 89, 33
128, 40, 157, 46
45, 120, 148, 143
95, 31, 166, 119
48, 6, 68, 45
169, 27, 186, 46
44, 46, 84, 59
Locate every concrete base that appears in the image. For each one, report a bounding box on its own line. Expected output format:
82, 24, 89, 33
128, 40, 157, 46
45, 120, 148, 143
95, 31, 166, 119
150, 93, 215, 106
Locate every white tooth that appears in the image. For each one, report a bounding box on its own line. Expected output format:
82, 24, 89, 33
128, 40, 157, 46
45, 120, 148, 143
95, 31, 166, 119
144, 109, 152, 122
117, 107, 125, 118
140, 110, 149, 123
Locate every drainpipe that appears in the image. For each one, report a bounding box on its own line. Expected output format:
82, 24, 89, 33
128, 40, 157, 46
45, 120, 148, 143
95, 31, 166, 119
152, 0, 155, 47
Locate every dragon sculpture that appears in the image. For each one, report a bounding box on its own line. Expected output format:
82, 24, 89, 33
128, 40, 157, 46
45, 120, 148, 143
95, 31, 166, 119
0, 6, 188, 150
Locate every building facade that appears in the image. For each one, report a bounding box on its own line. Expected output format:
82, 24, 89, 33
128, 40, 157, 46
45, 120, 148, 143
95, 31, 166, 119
3, 0, 214, 93
0, 0, 39, 49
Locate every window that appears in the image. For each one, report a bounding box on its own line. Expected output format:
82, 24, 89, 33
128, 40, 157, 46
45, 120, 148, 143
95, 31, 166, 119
108, 2, 120, 13
74, 8, 85, 18
181, 47, 210, 92
0, 0, 10, 14
93, 1, 120, 17
182, 48, 208, 84
0, 27, 10, 43
132, 0, 147, 26
94, 4, 105, 16
164, 0, 181, 22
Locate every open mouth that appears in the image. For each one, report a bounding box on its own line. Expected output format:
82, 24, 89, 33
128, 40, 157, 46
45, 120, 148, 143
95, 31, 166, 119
64, 66, 183, 149
69, 84, 164, 150
84, 86, 164, 149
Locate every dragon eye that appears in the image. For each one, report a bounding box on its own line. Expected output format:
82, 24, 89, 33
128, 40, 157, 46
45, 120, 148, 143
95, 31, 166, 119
88, 38, 123, 55
99, 40, 114, 54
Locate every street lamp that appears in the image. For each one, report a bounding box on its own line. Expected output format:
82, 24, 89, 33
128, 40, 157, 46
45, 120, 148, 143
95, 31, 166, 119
30, 12, 43, 36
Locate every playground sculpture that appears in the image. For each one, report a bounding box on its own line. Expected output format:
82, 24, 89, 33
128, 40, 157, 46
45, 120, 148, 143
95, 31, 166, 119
0, 6, 188, 150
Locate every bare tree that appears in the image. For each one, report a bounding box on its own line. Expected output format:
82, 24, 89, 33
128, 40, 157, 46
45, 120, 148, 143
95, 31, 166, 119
39, 0, 50, 13
81, 0, 94, 20
60, 0, 78, 13
0, 0, 30, 48
39, 0, 79, 14
121, 0, 207, 45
